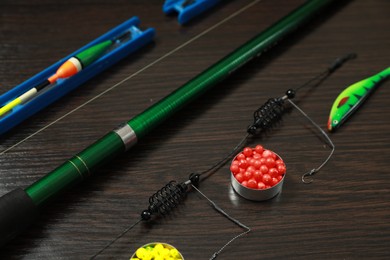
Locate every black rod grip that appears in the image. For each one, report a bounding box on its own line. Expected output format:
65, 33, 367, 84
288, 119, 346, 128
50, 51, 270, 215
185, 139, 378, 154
0, 188, 39, 247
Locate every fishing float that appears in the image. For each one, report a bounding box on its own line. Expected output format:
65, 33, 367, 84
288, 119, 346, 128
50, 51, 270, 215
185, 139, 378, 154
0, 0, 340, 246
0, 33, 128, 118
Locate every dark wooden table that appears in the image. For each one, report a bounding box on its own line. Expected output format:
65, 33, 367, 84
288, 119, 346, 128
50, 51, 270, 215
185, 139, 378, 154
1, 0, 389, 259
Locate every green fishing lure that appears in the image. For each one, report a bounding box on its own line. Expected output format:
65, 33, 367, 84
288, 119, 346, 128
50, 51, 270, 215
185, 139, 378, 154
328, 67, 390, 131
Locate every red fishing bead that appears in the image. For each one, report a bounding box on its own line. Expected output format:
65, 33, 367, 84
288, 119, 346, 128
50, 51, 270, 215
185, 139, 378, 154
249, 158, 256, 166
257, 182, 266, 189
253, 153, 261, 159
260, 157, 266, 165
275, 159, 284, 165
235, 173, 244, 183
271, 177, 279, 186
277, 165, 286, 175
253, 159, 262, 169
265, 157, 276, 168
230, 164, 240, 174
269, 168, 279, 177
259, 165, 268, 174
244, 171, 253, 180
239, 159, 248, 169
237, 153, 246, 160
247, 179, 258, 189
255, 145, 264, 154
253, 170, 263, 182
262, 174, 272, 184
243, 147, 253, 157
247, 166, 256, 173
262, 150, 273, 158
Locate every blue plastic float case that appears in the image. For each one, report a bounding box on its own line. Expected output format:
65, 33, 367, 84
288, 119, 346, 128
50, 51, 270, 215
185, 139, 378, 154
0, 17, 155, 135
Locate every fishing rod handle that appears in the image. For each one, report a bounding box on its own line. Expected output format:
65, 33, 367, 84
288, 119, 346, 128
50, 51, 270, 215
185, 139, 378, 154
0, 188, 39, 246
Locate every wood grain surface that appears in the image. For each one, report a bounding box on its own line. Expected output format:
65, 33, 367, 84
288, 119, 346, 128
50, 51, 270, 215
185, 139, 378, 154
0, 0, 389, 259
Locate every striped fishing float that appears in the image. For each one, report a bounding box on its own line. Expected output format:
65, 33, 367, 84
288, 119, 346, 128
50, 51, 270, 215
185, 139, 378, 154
0, 33, 129, 117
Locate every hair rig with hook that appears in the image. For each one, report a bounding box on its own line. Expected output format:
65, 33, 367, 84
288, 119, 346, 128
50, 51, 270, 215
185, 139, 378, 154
247, 53, 357, 183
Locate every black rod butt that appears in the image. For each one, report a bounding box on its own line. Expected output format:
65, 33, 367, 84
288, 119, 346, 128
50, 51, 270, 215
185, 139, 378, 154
0, 188, 39, 247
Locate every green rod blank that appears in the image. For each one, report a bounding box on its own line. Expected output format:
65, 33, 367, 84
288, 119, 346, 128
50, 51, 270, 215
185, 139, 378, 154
26, 132, 125, 205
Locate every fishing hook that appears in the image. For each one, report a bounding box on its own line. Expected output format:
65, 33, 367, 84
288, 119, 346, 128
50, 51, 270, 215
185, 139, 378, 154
287, 99, 335, 184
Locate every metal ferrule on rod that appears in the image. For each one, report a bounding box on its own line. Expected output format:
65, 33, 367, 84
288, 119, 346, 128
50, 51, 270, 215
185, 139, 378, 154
114, 123, 138, 151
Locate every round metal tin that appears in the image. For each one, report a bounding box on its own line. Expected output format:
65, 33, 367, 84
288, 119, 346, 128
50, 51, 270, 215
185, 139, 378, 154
230, 151, 286, 201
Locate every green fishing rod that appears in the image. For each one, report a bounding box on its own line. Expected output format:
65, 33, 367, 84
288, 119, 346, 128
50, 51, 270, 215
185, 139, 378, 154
0, 0, 339, 246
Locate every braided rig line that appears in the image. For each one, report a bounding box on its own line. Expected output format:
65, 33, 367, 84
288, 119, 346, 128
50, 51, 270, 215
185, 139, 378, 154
90, 53, 356, 259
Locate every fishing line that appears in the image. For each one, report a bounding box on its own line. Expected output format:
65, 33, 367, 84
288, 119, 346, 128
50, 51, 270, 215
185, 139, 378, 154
199, 133, 250, 179
90, 218, 142, 259
287, 99, 335, 184
191, 184, 251, 260
294, 53, 357, 93
0, 0, 263, 156
90, 53, 355, 259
